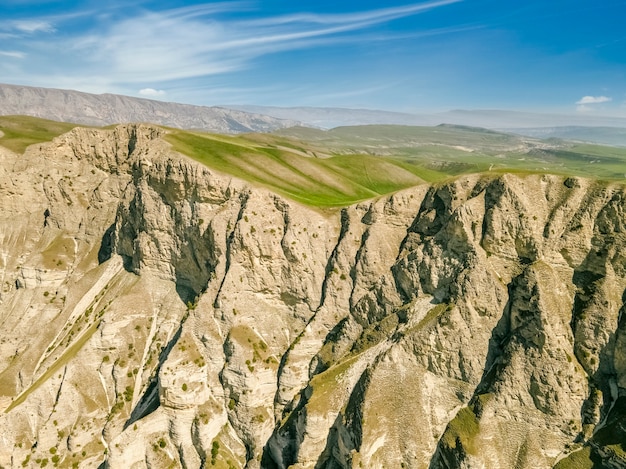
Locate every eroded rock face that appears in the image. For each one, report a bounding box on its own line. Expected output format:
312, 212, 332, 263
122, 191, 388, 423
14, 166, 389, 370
0, 126, 625, 469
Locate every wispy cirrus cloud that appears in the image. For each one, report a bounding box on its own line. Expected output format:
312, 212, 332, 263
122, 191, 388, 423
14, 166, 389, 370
245, 0, 460, 26
83, 0, 462, 82
0, 1, 463, 96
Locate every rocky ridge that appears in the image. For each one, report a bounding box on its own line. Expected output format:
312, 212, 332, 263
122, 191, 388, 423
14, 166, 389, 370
0, 125, 625, 468
0, 83, 299, 133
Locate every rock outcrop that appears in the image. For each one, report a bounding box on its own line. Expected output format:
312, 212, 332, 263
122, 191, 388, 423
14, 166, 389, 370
0, 125, 625, 468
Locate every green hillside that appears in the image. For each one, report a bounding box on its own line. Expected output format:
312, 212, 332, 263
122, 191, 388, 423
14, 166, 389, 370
164, 130, 435, 207
0, 115, 84, 154
277, 124, 626, 180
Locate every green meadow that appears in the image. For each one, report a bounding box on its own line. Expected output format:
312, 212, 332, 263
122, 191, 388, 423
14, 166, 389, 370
164, 130, 435, 207
277, 124, 626, 180
0, 115, 83, 154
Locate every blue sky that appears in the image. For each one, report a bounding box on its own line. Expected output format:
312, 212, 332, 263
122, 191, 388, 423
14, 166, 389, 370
1, 0, 626, 115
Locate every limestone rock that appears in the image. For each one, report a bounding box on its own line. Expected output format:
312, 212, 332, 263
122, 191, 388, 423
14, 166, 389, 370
0, 126, 625, 469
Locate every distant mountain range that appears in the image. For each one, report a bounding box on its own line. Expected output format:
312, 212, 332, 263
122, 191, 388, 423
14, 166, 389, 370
0, 83, 298, 133
503, 126, 626, 147
2, 83, 626, 147
228, 105, 626, 146
228, 104, 626, 129
224, 104, 439, 128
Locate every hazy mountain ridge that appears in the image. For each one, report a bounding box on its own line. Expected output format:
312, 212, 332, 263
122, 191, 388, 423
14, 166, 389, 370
0, 125, 625, 468
0, 83, 299, 133
504, 126, 626, 147
224, 104, 439, 128
229, 104, 626, 133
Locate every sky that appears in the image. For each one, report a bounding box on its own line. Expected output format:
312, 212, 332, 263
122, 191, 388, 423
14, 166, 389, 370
1, 0, 626, 115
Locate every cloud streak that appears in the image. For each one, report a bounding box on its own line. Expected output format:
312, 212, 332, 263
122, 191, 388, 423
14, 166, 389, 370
0, 51, 25, 59
9, 20, 55, 33
245, 0, 461, 26
0, 1, 463, 94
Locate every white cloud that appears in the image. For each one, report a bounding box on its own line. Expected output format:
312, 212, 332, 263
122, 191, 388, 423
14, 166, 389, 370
0, 51, 25, 59
11, 20, 55, 33
139, 88, 166, 96
576, 95, 612, 105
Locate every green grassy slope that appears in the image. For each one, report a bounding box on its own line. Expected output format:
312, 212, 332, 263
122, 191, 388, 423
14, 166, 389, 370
164, 130, 434, 207
0, 115, 84, 153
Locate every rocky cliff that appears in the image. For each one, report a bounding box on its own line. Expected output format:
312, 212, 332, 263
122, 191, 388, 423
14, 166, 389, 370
0, 125, 625, 469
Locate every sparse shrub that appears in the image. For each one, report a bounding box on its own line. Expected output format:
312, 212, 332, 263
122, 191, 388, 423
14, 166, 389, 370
110, 401, 123, 414
211, 441, 220, 463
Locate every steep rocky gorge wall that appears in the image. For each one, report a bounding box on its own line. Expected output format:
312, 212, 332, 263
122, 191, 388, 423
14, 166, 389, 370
0, 125, 625, 468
